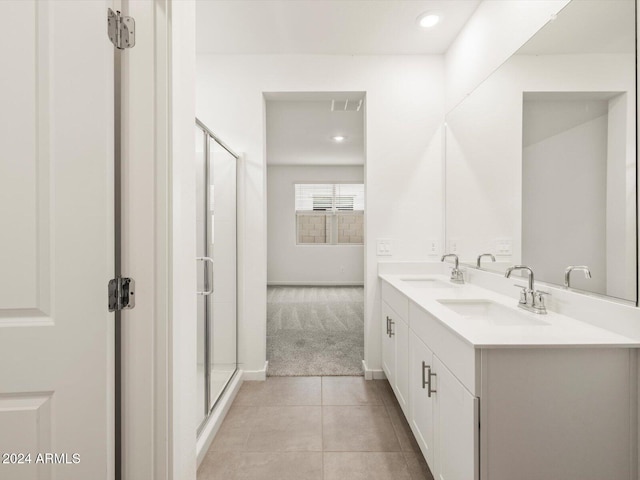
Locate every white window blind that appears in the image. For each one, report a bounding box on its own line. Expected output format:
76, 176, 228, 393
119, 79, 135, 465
295, 184, 364, 212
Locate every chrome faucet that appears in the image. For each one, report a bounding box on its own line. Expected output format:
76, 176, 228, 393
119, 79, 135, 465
505, 265, 548, 314
564, 265, 591, 288
476, 253, 496, 268
441, 254, 464, 284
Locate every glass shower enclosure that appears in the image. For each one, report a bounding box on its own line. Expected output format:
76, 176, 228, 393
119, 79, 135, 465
195, 118, 238, 433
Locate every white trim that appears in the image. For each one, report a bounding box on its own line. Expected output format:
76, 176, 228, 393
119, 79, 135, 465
267, 282, 364, 287
196, 371, 243, 467
242, 361, 269, 381
362, 360, 386, 380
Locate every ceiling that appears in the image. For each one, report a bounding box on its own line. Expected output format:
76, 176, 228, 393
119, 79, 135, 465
517, 0, 635, 55
196, 0, 481, 55
266, 93, 365, 166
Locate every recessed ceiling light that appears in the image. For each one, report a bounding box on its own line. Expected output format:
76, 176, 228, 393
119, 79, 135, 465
417, 12, 440, 28
332, 135, 346, 142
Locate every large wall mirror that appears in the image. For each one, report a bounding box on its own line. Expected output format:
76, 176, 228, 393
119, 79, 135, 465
445, 0, 637, 303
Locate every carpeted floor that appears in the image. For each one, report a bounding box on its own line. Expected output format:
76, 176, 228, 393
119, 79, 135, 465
266, 286, 364, 376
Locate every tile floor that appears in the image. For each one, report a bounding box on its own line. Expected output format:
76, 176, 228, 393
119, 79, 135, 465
197, 376, 435, 480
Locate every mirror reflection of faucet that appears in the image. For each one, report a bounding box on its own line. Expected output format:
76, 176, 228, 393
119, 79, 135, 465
564, 266, 592, 289
441, 253, 465, 284
477, 253, 496, 268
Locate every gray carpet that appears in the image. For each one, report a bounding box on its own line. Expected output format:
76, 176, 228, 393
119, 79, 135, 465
267, 286, 364, 376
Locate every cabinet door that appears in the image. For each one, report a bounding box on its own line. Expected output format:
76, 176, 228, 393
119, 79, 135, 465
381, 302, 396, 385
409, 332, 435, 467
394, 315, 409, 415
434, 356, 479, 480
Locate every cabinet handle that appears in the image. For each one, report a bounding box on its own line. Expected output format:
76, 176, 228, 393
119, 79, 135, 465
421, 361, 429, 389
386, 316, 390, 335
389, 319, 395, 337
427, 365, 437, 397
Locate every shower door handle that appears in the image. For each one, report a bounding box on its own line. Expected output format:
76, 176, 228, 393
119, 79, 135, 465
196, 257, 214, 295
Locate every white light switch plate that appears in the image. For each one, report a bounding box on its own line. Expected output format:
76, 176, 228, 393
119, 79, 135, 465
428, 239, 439, 256
377, 239, 393, 256
494, 238, 512, 256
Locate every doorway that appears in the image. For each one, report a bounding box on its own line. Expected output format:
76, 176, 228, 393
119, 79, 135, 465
265, 92, 366, 376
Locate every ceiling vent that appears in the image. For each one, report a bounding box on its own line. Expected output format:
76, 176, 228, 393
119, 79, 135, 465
331, 99, 363, 112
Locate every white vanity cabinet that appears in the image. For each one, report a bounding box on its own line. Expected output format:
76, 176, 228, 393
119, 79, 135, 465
408, 333, 435, 466
409, 320, 478, 480
380, 278, 637, 480
381, 283, 410, 415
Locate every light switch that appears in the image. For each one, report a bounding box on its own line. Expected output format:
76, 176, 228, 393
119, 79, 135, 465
377, 239, 393, 256
448, 238, 459, 254
428, 239, 439, 255
495, 238, 512, 256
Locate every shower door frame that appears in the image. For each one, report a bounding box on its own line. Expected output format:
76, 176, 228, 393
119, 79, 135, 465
196, 118, 240, 435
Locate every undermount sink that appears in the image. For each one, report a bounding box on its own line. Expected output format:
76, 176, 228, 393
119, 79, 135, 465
400, 278, 457, 288
437, 299, 550, 326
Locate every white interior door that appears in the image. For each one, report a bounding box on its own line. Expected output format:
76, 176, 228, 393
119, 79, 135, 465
0, 1, 114, 479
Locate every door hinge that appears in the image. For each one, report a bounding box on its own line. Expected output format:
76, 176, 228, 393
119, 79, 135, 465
108, 276, 135, 312
107, 8, 135, 50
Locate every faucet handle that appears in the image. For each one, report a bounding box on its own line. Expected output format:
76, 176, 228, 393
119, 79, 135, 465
512, 284, 529, 304
532, 290, 550, 313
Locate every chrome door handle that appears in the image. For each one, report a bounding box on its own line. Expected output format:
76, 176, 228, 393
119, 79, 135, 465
196, 257, 214, 295
427, 365, 436, 397
421, 361, 429, 389
386, 316, 391, 335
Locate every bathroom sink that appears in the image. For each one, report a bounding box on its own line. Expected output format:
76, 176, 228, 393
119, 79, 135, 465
436, 299, 549, 326
400, 278, 457, 288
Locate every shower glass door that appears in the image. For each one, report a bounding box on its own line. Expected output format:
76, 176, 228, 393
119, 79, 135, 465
196, 119, 238, 433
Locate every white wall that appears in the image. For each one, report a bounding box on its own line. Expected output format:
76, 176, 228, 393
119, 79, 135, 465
196, 54, 444, 374
522, 112, 608, 293
445, 53, 635, 287
170, 1, 198, 479
267, 165, 364, 285
445, 0, 570, 111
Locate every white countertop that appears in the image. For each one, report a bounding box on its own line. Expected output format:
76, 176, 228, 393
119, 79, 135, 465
379, 273, 640, 348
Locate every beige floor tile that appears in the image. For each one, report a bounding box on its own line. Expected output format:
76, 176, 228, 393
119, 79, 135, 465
322, 406, 401, 452
198, 451, 323, 480
386, 402, 421, 453
322, 377, 383, 406
373, 380, 398, 407
198, 451, 243, 479
208, 405, 257, 451
233, 381, 268, 406
323, 452, 411, 480
245, 406, 323, 451
235, 377, 322, 406
403, 452, 436, 480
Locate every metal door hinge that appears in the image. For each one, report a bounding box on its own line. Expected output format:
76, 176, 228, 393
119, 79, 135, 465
108, 276, 135, 312
108, 9, 135, 50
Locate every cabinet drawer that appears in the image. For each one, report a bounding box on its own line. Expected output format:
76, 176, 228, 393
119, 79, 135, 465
381, 280, 409, 320
410, 301, 479, 396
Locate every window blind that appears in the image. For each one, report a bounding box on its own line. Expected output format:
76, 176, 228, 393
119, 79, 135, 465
295, 184, 364, 212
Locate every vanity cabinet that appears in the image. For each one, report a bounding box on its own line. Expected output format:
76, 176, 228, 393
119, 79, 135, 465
381, 300, 409, 415
409, 333, 435, 466
409, 322, 478, 480
381, 278, 636, 480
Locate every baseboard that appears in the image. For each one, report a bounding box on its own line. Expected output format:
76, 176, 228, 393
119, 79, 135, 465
267, 281, 364, 287
362, 360, 386, 380
196, 370, 243, 467
242, 361, 268, 381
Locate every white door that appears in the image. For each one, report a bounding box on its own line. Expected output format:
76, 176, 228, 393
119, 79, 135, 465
434, 356, 479, 480
409, 332, 435, 467
0, 1, 114, 479
381, 302, 395, 384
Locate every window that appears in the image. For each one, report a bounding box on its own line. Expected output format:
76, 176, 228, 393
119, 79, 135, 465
295, 184, 364, 245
